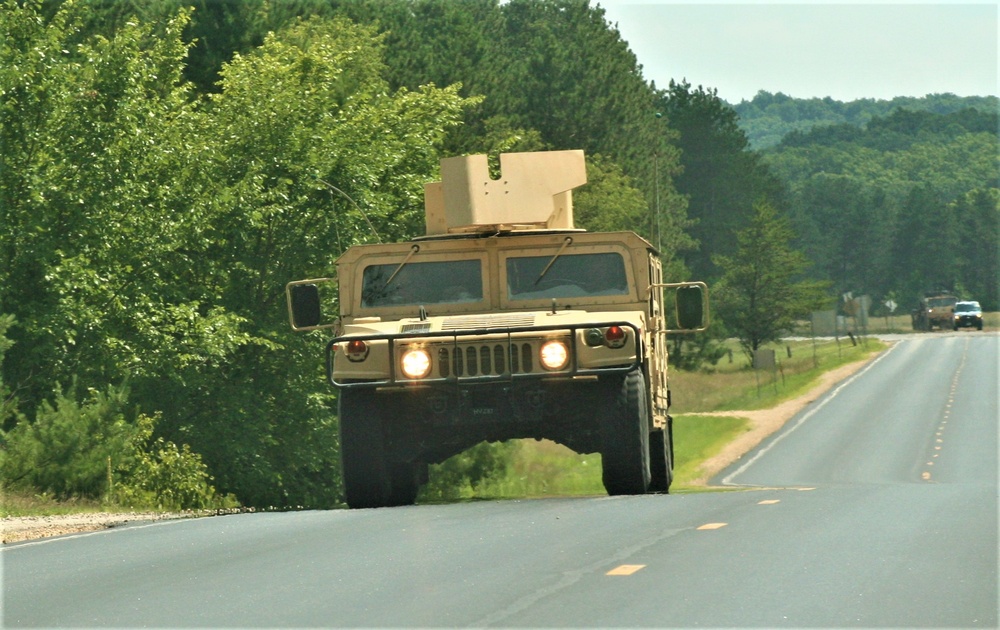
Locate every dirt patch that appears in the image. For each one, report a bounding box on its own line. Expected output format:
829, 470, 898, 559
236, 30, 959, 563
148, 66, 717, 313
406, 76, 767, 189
683, 355, 878, 486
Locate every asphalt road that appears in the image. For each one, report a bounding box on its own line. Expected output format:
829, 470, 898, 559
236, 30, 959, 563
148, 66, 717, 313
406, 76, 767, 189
4, 333, 997, 627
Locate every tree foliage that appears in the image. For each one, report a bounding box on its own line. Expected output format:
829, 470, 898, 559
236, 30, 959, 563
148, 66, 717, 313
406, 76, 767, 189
713, 202, 829, 360
763, 104, 998, 310
1, 1, 475, 507
733, 90, 998, 149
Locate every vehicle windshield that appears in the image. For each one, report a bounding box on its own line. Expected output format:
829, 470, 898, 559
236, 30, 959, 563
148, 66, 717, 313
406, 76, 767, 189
361, 259, 483, 307
955, 302, 980, 313
506, 252, 629, 300
928, 297, 957, 308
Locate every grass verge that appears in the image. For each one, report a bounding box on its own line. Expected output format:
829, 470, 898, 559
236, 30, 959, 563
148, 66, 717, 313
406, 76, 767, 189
467, 336, 885, 499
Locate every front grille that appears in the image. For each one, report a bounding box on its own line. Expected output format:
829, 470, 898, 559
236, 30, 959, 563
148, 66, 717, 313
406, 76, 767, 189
436, 342, 537, 377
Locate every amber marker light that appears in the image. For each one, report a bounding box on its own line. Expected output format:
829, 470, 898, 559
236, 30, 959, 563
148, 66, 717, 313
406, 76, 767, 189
604, 325, 627, 349
345, 339, 369, 362
539, 340, 570, 371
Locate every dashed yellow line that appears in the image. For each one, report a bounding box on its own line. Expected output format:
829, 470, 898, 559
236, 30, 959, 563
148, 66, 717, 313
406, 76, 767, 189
606, 564, 645, 576
758, 499, 781, 505
697, 523, 727, 530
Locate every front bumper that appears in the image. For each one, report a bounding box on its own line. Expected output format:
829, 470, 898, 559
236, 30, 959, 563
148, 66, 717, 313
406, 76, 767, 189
954, 316, 983, 328
325, 321, 641, 388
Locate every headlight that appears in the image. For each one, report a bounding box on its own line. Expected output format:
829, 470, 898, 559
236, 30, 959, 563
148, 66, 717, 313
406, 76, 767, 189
539, 340, 570, 371
400, 347, 432, 379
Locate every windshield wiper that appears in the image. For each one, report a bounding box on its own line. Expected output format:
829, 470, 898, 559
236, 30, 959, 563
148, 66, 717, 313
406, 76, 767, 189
384, 244, 420, 288
534, 236, 573, 286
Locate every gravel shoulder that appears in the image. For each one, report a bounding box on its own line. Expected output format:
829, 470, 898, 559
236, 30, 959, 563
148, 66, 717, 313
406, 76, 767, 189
2, 511, 201, 544
2, 350, 881, 544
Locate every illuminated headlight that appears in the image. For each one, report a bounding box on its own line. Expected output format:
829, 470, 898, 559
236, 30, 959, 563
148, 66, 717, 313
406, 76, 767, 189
539, 340, 570, 371
400, 347, 432, 379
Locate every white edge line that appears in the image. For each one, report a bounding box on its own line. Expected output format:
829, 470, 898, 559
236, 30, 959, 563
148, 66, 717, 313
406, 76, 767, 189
720, 341, 902, 486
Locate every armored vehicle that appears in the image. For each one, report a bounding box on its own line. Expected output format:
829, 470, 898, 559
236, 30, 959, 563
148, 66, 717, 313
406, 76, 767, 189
287, 150, 708, 508
911, 292, 958, 331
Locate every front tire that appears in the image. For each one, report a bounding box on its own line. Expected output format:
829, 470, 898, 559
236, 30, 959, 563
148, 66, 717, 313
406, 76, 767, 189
600, 369, 651, 495
648, 421, 673, 493
339, 391, 419, 508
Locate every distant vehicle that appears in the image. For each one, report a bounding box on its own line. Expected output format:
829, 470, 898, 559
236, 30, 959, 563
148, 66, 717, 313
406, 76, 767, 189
911, 292, 958, 331
286, 150, 708, 508
952, 301, 984, 331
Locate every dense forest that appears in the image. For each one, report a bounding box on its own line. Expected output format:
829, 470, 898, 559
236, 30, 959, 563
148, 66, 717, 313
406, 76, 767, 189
2, 0, 997, 509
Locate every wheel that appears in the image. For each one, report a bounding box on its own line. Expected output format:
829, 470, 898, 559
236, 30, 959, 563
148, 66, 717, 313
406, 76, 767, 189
600, 368, 651, 495
387, 462, 424, 506
648, 417, 673, 493
978, 321, 983, 331
339, 391, 419, 508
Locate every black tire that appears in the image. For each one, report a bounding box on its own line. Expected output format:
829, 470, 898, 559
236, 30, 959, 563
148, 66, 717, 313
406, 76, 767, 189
600, 368, 651, 495
978, 321, 983, 331
339, 390, 419, 509
648, 421, 673, 493
387, 462, 422, 507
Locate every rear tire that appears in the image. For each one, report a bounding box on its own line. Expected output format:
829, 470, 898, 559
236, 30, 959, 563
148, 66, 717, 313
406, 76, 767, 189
600, 369, 651, 495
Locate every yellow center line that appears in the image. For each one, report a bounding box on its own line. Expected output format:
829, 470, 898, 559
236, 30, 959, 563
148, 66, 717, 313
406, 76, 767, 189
758, 499, 781, 505
606, 564, 646, 576
697, 522, 728, 530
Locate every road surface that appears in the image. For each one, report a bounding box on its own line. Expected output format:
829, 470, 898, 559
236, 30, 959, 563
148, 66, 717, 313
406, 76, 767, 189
3, 334, 997, 627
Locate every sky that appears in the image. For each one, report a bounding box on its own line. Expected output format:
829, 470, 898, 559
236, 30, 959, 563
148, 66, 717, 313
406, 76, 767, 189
597, 1, 998, 104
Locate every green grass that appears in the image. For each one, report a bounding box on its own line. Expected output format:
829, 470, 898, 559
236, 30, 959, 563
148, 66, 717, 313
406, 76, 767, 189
668, 337, 886, 413
0, 491, 109, 518
469, 337, 886, 499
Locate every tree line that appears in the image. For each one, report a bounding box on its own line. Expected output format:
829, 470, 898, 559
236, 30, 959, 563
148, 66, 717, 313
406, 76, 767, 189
2, 0, 996, 509
732, 90, 998, 149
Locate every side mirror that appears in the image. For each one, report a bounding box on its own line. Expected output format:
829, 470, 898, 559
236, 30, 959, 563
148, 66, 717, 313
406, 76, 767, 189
676, 285, 705, 330
286, 279, 337, 331
290, 284, 321, 329
650, 281, 709, 333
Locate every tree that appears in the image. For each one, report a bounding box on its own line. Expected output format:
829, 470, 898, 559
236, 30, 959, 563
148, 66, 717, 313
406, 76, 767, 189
657, 80, 785, 280
714, 201, 828, 361
953, 188, 1000, 310
0, 3, 478, 507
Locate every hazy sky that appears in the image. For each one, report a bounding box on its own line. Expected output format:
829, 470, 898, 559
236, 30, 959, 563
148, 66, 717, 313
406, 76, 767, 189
597, 1, 998, 103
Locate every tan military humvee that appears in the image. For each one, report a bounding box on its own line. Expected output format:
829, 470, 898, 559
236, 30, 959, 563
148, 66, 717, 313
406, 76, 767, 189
287, 150, 708, 508
911, 292, 958, 331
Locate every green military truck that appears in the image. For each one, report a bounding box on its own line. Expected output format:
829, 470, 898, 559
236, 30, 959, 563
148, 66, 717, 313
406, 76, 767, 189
287, 150, 708, 508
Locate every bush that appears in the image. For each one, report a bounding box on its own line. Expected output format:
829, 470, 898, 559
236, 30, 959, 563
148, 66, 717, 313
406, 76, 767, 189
0, 383, 235, 510
1, 381, 136, 499
112, 414, 237, 511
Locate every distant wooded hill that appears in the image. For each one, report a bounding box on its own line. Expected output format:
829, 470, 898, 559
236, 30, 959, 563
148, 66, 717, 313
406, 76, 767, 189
731, 92, 999, 149
756, 101, 998, 311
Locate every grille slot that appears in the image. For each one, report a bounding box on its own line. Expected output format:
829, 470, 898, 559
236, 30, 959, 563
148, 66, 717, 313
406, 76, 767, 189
435, 342, 537, 378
